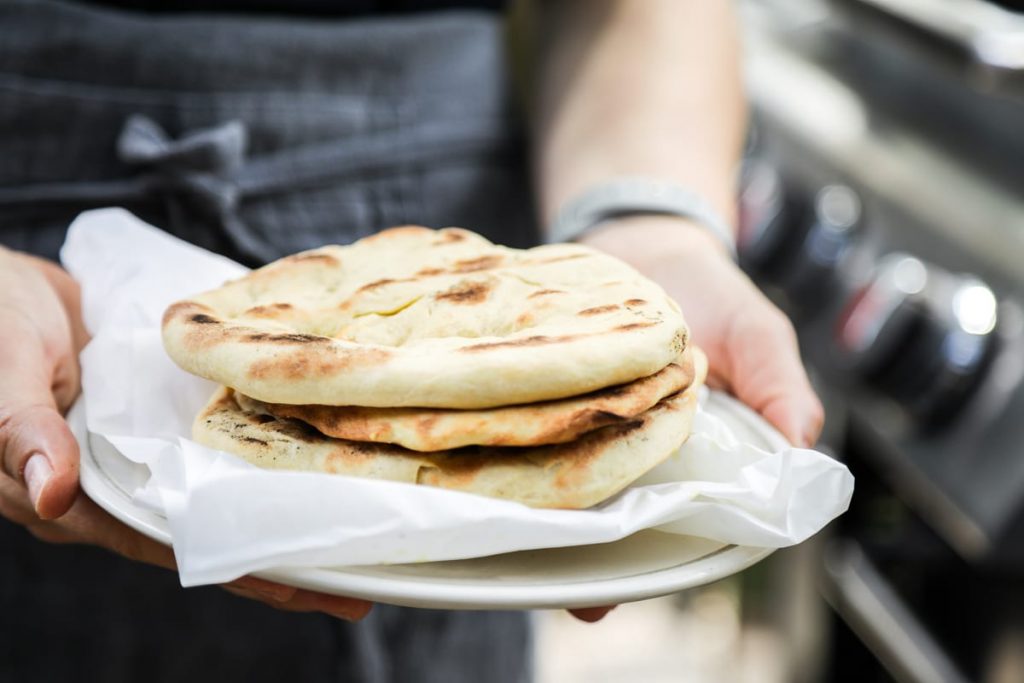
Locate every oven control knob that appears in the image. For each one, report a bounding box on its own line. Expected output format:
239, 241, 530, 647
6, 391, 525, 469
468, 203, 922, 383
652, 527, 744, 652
834, 254, 998, 426
782, 185, 863, 315
738, 160, 792, 276
738, 167, 863, 317
834, 253, 926, 370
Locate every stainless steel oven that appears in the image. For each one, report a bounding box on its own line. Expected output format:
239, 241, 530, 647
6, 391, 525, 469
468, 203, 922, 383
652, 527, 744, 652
740, 1, 1024, 680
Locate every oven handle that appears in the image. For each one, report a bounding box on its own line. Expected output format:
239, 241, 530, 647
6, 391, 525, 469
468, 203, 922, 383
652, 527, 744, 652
821, 540, 971, 683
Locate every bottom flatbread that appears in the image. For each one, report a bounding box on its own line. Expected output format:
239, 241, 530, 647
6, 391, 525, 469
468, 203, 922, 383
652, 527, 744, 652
192, 350, 708, 509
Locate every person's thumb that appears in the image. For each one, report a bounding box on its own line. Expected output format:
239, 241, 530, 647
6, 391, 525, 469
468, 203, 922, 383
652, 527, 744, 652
0, 320, 81, 521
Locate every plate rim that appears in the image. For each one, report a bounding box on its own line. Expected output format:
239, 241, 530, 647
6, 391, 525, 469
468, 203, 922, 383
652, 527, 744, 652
252, 543, 775, 610
74, 391, 783, 610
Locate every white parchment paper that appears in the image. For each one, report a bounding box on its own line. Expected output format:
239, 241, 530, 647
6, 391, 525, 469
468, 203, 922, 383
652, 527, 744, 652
62, 208, 854, 587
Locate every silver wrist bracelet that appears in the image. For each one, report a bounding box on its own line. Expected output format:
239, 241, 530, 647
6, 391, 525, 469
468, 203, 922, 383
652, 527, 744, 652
546, 177, 737, 259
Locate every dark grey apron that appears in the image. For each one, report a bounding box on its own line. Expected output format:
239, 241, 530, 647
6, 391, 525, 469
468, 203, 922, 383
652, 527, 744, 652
0, 1, 535, 681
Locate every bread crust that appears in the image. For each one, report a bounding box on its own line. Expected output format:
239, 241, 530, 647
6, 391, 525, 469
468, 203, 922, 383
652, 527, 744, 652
192, 349, 708, 509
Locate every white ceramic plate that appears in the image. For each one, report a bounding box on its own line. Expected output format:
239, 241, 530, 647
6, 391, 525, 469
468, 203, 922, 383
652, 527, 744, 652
74, 392, 781, 610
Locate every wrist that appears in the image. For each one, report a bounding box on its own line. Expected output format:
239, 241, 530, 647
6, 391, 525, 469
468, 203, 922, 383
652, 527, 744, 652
545, 176, 737, 258
577, 214, 734, 270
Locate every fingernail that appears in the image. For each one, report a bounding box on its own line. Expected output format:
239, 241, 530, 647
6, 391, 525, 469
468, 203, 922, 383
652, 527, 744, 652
801, 418, 823, 448
780, 420, 802, 447
24, 453, 53, 513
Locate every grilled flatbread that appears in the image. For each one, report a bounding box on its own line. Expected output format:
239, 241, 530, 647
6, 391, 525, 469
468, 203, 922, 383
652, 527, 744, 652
235, 349, 694, 451
163, 226, 686, 409
192, 350, 707, 509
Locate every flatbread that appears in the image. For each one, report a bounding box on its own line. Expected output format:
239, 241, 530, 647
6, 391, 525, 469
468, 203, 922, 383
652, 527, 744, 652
192, 350, 708, 509
163, 226, 686, 408
235, 348, 695, 451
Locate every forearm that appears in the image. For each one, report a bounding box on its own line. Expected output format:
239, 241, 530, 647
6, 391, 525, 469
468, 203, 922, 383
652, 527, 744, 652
531, 0, 746, 232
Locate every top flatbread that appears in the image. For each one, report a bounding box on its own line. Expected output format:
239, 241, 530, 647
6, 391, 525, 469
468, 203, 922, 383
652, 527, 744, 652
162, 226, 687, 408
235, 348, 695, 451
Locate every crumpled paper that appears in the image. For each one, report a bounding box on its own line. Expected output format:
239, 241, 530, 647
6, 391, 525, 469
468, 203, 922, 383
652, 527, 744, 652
62, 208, 854, 587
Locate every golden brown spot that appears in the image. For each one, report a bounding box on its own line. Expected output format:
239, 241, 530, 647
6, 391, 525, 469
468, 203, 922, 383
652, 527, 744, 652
435, 281, 491, 304
515, 312, 534, 327
433, 229, 468, 245
414, 414, 441, 438
173, 307, 255, 352
283, 252, 340, 266
358, 277, 411, 292
578, 305, 620, 316
243, 302, 294, 317
459, 317, 663, 353
235, 435, 269, 446
528, 289, 564, 299
245, 332, 327, 344
417, 267, 445, 277
363, 225, 433, 244
256, 353, 310, 380
247, 346, 392, 381
624, 299, 647, 306
461, 334, 576, 352
162, 300, 213, 326
533, 253, 589, 265
452, 255, 503, 273
615, 322, 658, 332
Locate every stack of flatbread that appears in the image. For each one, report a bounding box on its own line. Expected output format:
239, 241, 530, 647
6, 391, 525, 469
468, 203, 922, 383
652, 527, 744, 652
161, 226, 707, 509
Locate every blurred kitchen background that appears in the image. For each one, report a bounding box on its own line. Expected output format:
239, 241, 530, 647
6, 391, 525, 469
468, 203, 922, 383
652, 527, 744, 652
537, 0, 1024, 680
